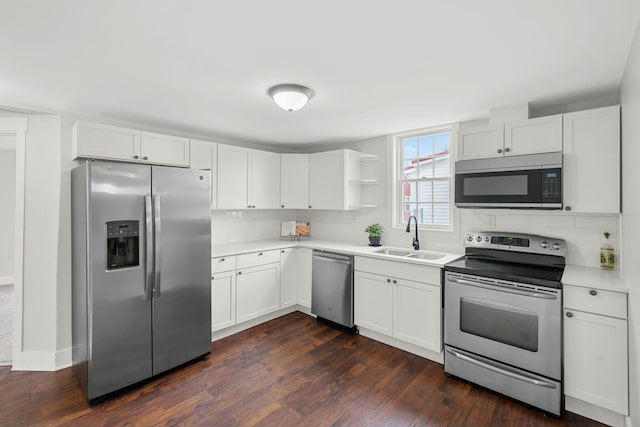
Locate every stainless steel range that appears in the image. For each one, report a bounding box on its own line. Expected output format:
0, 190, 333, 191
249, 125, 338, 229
444, 232, 566, 415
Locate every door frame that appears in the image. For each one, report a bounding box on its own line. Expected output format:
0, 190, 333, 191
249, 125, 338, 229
0, 117, 27, 367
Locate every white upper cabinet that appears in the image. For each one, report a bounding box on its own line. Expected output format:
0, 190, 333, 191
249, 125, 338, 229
457, 124, 504, 161
505, 114, 562, 156
139, 131, 190, 167
189, 139, 218, 209
309, 149, 361, 210
217, 144, 250, 209
562, 105, 620, 214
280, 154, 309, 209
72, 121, 140, 162
249, 149, 280, 209
458, 115, 562, 161
217, 145, 280, 209
72, 121, 190, 167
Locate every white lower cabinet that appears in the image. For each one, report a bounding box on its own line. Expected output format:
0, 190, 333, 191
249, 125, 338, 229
354, 257, 442, 353
563, 284, 628, 415
236, 262, 280, 324
211, 270, 236, 332
296, 247, 313, 308
280, 248, 297, 308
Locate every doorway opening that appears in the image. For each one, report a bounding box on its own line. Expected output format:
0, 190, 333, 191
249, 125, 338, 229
0, 134, 16, 365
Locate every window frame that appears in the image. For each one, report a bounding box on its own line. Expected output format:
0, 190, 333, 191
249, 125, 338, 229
392, 124, 458, 232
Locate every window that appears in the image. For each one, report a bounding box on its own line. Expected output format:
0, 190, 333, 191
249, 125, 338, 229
395, 126, 454, 229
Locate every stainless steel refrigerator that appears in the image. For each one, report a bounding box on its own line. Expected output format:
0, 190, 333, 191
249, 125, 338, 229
71, 160, 211, 402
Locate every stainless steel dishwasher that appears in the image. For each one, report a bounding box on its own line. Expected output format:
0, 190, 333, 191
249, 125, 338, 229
311, 250, 355, 329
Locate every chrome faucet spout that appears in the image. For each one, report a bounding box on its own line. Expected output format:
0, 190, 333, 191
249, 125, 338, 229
406, 215, 420, 250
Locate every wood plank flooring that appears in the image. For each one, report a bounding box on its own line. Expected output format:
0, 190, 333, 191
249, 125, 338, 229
0, 311, 605, 427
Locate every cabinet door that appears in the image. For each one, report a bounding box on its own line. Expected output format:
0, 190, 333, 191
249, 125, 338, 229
140, 131, 190, 167
564, 309, 628, 415
190, 140, 218, 209
394, 279, 441, 352
309, 150, 345, 210
296, 248, 312, 308
505, 114, 562, 156
211, 271, 236, 332
280, 154, 309, 209
249, 150, 280, 209
72, 120, 141, 162
354, 271, 392, 336
217, 144, 249, 209
456, 124, 504, 161
280, 248, 297, 308
563, 105, 620, 213
236, 263, 280, 323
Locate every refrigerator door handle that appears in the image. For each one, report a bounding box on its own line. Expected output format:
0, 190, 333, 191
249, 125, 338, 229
144, 195, 154, 301
153, 195, 162, 298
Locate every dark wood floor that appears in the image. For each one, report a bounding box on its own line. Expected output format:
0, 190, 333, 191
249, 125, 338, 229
0, 311, 604, 427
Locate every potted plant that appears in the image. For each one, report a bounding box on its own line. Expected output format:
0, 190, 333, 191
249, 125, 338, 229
365, 223, 383, 246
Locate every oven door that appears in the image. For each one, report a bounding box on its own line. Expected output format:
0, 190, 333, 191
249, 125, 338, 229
454, 168, 561, 209
444, 272, 561, 380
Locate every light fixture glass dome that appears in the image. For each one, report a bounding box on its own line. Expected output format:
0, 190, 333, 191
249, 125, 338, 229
268, 84, 313, 112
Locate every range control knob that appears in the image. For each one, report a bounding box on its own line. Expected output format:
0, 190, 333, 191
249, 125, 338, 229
467, 235, 474, 242
485, 237, 490, 242
552, 243, 561, 250
540, 241, 549, 249
476, 236, 482, 242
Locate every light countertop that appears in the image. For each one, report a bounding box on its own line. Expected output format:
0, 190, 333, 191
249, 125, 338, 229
562, 265, 627, 293
212, 238, 463, 268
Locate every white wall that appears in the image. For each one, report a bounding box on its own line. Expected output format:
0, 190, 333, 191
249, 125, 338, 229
0, 143, 16, 282
620, 20, 640, 427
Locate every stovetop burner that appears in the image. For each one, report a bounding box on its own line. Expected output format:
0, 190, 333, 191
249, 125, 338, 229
445, 231, 566, 288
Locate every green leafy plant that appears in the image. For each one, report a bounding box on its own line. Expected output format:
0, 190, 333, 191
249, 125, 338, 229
365, 223, 383, 237
603, 231, 611, 240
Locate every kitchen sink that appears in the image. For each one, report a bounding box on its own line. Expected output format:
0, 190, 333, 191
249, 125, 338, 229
373, 247, 447, 261
373, 248, 414, 257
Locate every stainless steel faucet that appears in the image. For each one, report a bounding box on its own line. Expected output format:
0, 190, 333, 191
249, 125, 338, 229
405, 215, 420, 250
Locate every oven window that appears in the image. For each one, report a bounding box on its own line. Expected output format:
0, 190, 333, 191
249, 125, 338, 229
462, 175, 528, 196
460, 297, 538, 352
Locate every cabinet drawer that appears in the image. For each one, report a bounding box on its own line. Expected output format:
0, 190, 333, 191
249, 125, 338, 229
211, 255, 237, 274
564, 285, 627, 319
354, 256, 441, 285
237, 249, 280, 269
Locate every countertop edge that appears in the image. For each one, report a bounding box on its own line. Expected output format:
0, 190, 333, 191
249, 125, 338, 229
561, 265, 628, 293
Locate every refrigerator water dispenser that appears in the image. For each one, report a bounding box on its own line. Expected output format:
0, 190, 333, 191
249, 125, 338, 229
106, 220, 140, 270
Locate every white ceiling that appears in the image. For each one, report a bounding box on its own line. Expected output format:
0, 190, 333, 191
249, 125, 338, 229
0, 1, 639, 146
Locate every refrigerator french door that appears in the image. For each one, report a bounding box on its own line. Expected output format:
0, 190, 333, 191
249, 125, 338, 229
72, 160, 211, 402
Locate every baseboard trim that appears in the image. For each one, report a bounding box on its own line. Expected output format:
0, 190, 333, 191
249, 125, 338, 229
0, 275, 14, 286
11, 347, 72, 371
211, 306, 306, 342
358, 327, 444, 364
565, 396, 626, 427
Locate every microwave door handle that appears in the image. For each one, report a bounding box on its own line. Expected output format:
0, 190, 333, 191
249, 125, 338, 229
448, 277, 557, 300
446, 348, 557, 389
144, 195, 154, 301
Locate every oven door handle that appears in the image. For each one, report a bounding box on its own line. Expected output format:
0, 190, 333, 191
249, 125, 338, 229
446, 348, 558, 389
448, 277, 557, 300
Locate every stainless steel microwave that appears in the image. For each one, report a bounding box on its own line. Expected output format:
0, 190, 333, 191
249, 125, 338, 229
455, 152, 562, 209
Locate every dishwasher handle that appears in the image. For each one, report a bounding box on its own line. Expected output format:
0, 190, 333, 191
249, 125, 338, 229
312, 250, 353, 263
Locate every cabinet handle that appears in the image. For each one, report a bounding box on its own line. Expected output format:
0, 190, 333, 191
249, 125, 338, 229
133, 155, 140, 159
258, 252, 263, 256
589, 289, 598, 296
497, 148, 503, 154
281, 249, 285, 253
211, 276, 214, 279
392, 279, 397, 284
220, 257, 225, 262
386, 278, 391, 283
237, 271, 242, 275
281, 205, 285, 208
143, 156, 148, 161
564, 206, 572, 211
566, 312, 573, 318
309, 205, 312, 209
504, 147, 510, 153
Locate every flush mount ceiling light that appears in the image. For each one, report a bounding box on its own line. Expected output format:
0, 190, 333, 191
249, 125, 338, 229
268, 84, 313, 112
